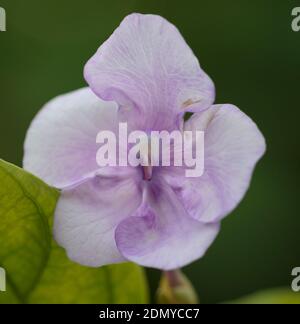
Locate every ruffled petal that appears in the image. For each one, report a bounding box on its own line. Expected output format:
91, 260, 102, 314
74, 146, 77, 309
115, 179, 220, 270
23, 87, 119, 188
54, 169, 142, 267
178, 104, 266, 223
84, 13, 215, 131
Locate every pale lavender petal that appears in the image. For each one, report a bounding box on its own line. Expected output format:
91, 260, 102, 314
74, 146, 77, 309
54, 169, 142, 267
23, 87, 119, 188
177, 104, 266, 223
115, 179, 220, 270
84, 13, 215, 131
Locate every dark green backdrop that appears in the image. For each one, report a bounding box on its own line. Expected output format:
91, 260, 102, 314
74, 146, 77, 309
0, 0, 299, 303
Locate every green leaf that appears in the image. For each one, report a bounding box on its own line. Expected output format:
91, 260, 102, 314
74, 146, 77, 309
228, 287, 300, 304
0, 159, 148, 304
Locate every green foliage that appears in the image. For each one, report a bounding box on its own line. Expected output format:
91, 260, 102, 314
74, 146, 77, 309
0, 159, 148, 304
228, 287, 300, 304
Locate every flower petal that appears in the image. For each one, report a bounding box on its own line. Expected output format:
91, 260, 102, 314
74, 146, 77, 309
54, 170, 142, 267
84, 14, 215, 130
115, 179, 220, 270
23, 87, 119, 188
179, 104, 266, 223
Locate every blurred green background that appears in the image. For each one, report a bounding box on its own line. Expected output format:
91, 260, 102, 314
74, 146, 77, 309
0, 0, 299, 303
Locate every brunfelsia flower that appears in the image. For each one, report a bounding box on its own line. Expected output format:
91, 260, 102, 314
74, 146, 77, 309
23, 14, 265, 270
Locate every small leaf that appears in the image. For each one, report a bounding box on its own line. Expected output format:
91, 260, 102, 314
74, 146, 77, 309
0, 159, 148, 304
228, 287, 300, 304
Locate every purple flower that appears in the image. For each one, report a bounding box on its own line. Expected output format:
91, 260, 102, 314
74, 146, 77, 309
23, 14, 265, 270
